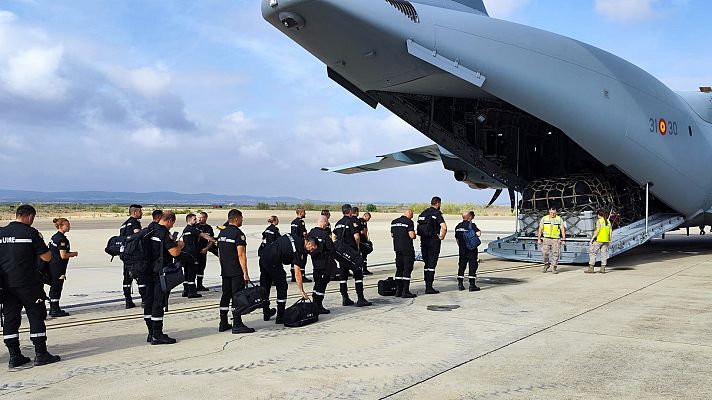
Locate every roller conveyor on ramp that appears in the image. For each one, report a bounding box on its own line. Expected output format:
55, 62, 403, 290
486, 213, 685, 264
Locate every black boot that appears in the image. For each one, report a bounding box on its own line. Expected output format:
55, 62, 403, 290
314, 294, 330, 314
138, 284, 147, 304
275, 303, 286, 324
145, 318, 153, 343
301, 268, 312, 283
151, 321, 177, 345
362, 263, 373, 276
340, 281, 354, 306
32, 338, 61, 366
187, 283, 202, 298
124, 285, 136, 309
457, 278, 466, 291
181, 283, 189, 297
218, 310, 232, 332
395, 279, 403, 297
263, 305, 277, 321
424, 271, 440, 294
49, 301, 70, 317
6, 339, 31, 369
401, 279, 417, 298
290, 268, 296, 283
469, 278, 480, 292
232, 314, 255, 333
196, 276, 209, 291
355, 281, 372, 307
125, 296, 136, 309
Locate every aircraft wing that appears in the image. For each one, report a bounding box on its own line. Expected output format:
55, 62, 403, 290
322, 144, 441, 174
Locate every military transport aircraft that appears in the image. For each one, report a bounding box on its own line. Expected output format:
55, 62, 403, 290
262, 0, 712, 263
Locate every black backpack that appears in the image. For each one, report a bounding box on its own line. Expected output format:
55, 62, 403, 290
417, 211, 438, 237
120, 227, 155, 277
105, 235, 126, 261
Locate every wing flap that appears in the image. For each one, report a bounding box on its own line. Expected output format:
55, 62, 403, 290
322, 144, 441, 174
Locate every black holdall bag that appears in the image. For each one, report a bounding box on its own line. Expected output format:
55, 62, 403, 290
378, 277, 397, 296
159, 261, 185, 294
121, 228, 155, 277
283, 298, 319, 328
233, 281, 268, 315
360, 240, 374, 256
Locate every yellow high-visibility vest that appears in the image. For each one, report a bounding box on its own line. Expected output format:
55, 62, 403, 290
596, 218, 611, 243
541, 216, 563, 239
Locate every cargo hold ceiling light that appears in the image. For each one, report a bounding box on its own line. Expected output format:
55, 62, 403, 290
279, 12, 306, 31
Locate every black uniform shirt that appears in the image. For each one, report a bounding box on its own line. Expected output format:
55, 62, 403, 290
455, 220, 481, 254
197, 223, 214, 249
217, 225, 247, 277
182, 224, 202, 258
150, 225, 178, 273
325, 222, 332, 236
418, 207, 446, 239
391, 216, 415, 254
262, 224, 281, 247
0, 221, 50, 288
334, 216, 359, 249
120, 217, 141, 236
49, 231, 70, 270
358, 218, 368, 240
290, 217, 307, 239
261, 234, 304, 268
308, 227, 335, 261
147, 221, 160, 230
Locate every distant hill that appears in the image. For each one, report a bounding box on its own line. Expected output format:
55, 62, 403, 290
0, 190, 305, 205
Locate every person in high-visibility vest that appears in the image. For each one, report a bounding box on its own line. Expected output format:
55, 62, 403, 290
537, 206, 566, 274
586, 210, 612, 274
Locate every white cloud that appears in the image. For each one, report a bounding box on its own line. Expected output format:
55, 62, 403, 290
594, 0, 656, 22
104, 66, 172, 98
0, 10, 17, 23
484, 0, 531, 18
130, 126, 177, 148
1, 45, 67, 101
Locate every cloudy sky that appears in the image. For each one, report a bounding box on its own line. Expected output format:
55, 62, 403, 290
0, 0, 709, 204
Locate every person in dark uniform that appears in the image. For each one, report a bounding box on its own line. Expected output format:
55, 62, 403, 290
309, 215, 338, 314
195, 211, 215, 291
47, 218, 78, 317
334, 204, 372, 307
181, 213, 216, 299
259, 233, 316, 323
148, 209, 163, 229
1, 205, 61, 367
143, 211, 184, 345
134, 209, 162, 300
391, 209, 417, 298
259, 216, 281, 257
216, 209, 254, 334
290, 208, 311, 283
417, 197, 448, 294
454, 211, 481, 292
321, 209, 332, 236
119, 204, 143, 308
359, 211, 374, 275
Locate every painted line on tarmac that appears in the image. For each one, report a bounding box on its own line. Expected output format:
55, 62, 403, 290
379, 262, 699, 399
20, 262, 541, 333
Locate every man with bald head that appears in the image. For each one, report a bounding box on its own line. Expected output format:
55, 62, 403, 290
390, 209, 417, 298
307, 215, 337, 314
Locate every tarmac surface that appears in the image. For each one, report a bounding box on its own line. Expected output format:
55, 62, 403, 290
2, 211, 712, 399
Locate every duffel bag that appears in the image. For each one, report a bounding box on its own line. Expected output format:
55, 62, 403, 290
360, 241, 374, 256
283, 298, 319, 328
233, 281, 268, 315
378, 277, 397, 296
160, 262, 185, 293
